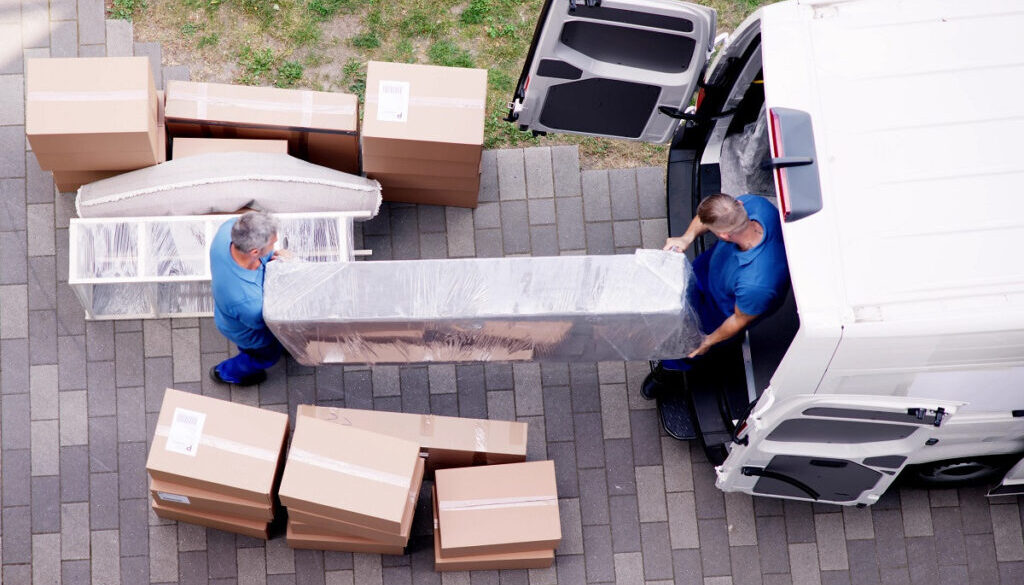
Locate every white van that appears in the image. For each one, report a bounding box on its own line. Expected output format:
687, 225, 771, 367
509, 0, 1024, 505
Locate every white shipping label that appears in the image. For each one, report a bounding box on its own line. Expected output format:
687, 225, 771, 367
157, 492, 191, 505
377, 80, 411, 122
164, 408, 207, 457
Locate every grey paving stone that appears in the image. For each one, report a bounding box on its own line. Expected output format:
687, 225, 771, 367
661, 438, 694, 494
496, 149, 527, 201
0, 181, 26, 229
609, 168, 640, 221
105, 18, 133, 57
2, 393, 31, 451
540, 386, 571, 443
668, 491, 700, 550
27, 256, 56, 311
640, 218, 669, 249
371, 365, 401, 397
789, 542, 822, 585
143, 357, 174, 413
134, 41, 163, 88
518, 414, 546, 461
991, 503, 1024, 561
724, 492, 756, 547
89, 415, 118, 473
77, 0, 106, 44
0, 284, 28, 338
31, 418, 59, 475
577, 466, 610, 526
91, 529, 121, 585
957, 486, 993, 535
474, 201, 501, 231
24, 151, 51, 206
511, 362, 542, 416
847, 539, 881, 585
30, 363, 59, 419
0, 232, 27, 286
28, 308, 58, 363
698, 517, 732, 577
998, 561, 1024, 585
456, 364, 487, 418
477, 149, 499, 203
581, 170, 612, 222
821, 570, 852, 585
394, 206, 423, 259
416, 204, 446, 233
118, 441, 148, 500
931, 506, 968, 567
754, 514, 791, 575
604, 437, 636, 496
641, 521, 674, 581
172, 327, 201, 383
49, 18, 77, 56
630, 408, 663, 467
784, 500, 817, 543
2, 565, 32, 585
613, 551, 644, 585
573, 411, 605, 469
501, 199, 530, 254
119, 497, 150, 557
115, 330, 144, 387
144, 319, 174, 357
266, 536, 296, 574
483, 362, 513, 390
964, 533, 998, 585
419, 230, 448, 259
55, 284, 85, 335
814, 513, 849, 571
609, 495, 642, 554
59, 443, 89, 502
872, 509, 908, 570
343, 368, 372, 410
555, 197, 585, 251
2, 447, 30, 505
444, 206, 475, 257
0, 73, 24, 126
58, 334, 87, 389
522, 224, 555, 257
550, 553, 582, 585
475, 227, 503, 258
2, 23, 25, 70
547, 441, 579, 499
487, 389, 515, 421
551, 146, 581, 198
927, 488, 958, 508
635, 465, 668, 523
731, 545, 763, 584
935, 565, 967, 585
59, 389, 88, 445
899, 488, 933, 537
905, 536, 938, 584
598, 383, 631, 439
150, 524, 180, 583
582, 524, 614, 583
121, 555, 150, 585
612, 220, 642, 249
2, 506, 32, 563
0, 125, 25, 176
523, 147, 554, 199
363, 234, 392, 259
32, 532, 62, 585
842, 505, 874, 541
637, 167, 667, 219
568, 362, 599, 412
764, 576, 795, 585
63, 559, 92, 584
527, 197, 555, 226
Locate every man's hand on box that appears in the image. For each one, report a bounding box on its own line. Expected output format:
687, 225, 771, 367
272, 249, 295, 262
663, 236, 691, 253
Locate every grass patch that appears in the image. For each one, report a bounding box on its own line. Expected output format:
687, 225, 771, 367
427, 40, 474, 68
197, 32, 219, 48
109, 0, 146, 20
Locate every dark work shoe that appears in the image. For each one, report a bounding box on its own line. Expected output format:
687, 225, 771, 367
209, 365, 229, 385
208, 366, 266, 387
640, 370, 665, 400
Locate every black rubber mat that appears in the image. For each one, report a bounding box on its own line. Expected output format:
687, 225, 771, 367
658, 391, 698, 440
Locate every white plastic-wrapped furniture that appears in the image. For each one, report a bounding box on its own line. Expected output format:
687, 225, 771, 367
68, 211, 366, 320
264, 250, 705, 364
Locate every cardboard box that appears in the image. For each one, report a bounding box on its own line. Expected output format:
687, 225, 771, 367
368, 171, 480, 192
432, 486, 553, 571
286, 522, 406, 554
296, 405, 527, 474
172, 137, 289, 159
145, 389, 289, 505
378, 186, 481, 208
435, 461, 561, 556
27, 57, 160, 171
164, 81, 359, 173
285, 456, 424, 546
278, 416, 421, 533
152, 499, 269, 540
52, 170, 121, 193
150, 476, 275, 521
362, 154, 480, 178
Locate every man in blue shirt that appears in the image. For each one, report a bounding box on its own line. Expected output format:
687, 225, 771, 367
642, 193, 789, 398
208, 211, 286, 386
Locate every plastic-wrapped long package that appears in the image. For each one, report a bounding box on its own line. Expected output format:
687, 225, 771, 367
264, 250, 705, 364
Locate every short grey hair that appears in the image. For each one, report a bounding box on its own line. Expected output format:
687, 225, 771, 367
231, 211, 279, 253
697, 193, 748, 235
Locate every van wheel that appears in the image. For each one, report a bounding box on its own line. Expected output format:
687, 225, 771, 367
904, 457, 1010, 487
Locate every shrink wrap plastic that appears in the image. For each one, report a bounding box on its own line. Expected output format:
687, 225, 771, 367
263, 250, 705, 364
69, 213, 359, 319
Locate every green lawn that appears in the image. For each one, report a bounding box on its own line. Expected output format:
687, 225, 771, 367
128, 0, 775, 168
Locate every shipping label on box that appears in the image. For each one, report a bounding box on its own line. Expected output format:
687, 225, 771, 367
145, 388, 289, 505
435, 461, 561, 556
152, 499, 269, 540
149, 476, 275, 521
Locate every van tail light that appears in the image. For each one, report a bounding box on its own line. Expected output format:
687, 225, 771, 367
695, 87, 706, 111
769, 109, 790, 219
766, 108, 823, 222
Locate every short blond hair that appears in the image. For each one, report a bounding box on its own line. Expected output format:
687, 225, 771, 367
697, 193, 748, 234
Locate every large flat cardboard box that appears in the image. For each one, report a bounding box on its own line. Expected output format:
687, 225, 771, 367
145, 389, 289, 505
379, 186, 480, 208
435, 461, 561, 556
286, 522, 405, 555
296, 405, 527, 474
164, 81, 359, 173
27, 57, 160, 171
173, 137, 289, 159
152, 499, 269, 540
362, 61, 486, 167
150, 476, 274, 521
52, 170, 120, 193
286, 456, 424, 546
432, 486, 553, 571
278, 415, 421, 533
362, 154, 480, 178
368, 171, 480, 192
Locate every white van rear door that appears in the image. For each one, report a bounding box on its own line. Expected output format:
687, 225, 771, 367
508, 0, 717, 143
718, 394, 964, 505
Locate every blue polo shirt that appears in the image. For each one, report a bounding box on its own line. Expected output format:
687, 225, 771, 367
210, 218, 275, 350
699, 195, 789, 328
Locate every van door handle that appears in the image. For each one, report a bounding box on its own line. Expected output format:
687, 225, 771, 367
763, 156, 813, 169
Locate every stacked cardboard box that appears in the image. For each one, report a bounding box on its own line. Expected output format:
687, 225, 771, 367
172, 137, 289, 159
279, 415, 425, 553
164, 81, 359, 174
27, 57, 166, 192
296, 405, 527, 475
145, 389, 289, 539
433, 461, 560, 571
362, 61, 487, 208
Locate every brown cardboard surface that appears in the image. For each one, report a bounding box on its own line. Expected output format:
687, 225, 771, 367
172, 137, 288, 159
145, 389, 289, 505
295, 406, 526, 475
164, 81, 359, 173
432, 486, 553, 571
149, 476, 274, 521
361, 136, 482, 165
278, 415, 421, 533
361, 154, 480, 178
152, 499, 269, 540
435, 461, 561, 556
285, 522, 406, 555
52, 170, 121, 193
380, 185, 479, 208
363, 62, 486, 147
27, 57, 160, 171
367, 171, 480, 192
285, 456, 423, 546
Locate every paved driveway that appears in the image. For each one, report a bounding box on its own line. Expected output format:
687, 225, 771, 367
2, 4, 1024, 584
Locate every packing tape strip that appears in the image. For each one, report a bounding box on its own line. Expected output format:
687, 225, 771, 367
364, 94, 485, 110
438, 495, 558, 512
174, 88, 357, 118
288, 447, 411, 489
29, 90, 149, 102
154, 425, 280, 462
